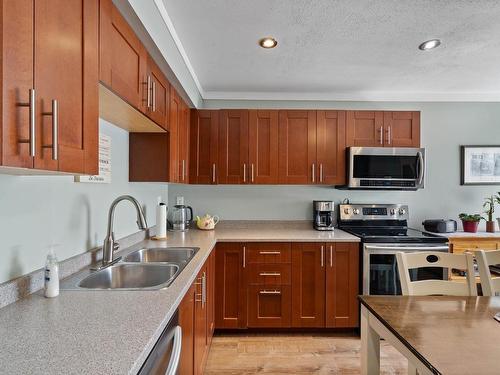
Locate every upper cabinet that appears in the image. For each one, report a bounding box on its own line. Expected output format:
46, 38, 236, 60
316, 110, 346, 185
190, 110, 219, 184
248, 110, 279, 184
1, 0, 99, 174
346, 110, 420, 148
145, 56, 169, 130
99, 0, 147, 111
218, 110, 249, 184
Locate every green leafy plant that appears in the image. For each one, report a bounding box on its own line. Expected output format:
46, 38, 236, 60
496, 192, 500, 205
483, 196, 496, 222
458, 213, 483, 222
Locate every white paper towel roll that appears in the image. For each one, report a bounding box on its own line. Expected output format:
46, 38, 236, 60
156, 203, 167, 238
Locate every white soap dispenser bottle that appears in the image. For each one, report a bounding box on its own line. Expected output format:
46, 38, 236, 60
44, 247, 60, 298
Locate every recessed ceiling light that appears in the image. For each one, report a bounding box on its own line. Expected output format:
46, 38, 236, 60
418, 39, 441, 51
259, 37, 278, 49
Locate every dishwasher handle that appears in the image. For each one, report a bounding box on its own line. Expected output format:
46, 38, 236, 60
165, 326, 182, 375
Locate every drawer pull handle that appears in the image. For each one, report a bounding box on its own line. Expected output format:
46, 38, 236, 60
259, 290, 281, 295
259, 251, 281, 255
259, 272, 281, 276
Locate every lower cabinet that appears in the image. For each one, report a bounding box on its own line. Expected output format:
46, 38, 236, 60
215, 241, 360, 330
178, 251, 215, 375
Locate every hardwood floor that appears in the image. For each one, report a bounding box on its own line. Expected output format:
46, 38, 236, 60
205, 332, 407, 374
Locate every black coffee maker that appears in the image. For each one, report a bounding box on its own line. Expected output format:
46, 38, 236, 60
313, 200, 335, 231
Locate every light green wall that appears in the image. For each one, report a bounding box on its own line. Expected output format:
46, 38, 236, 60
0, 120, 168, 284
170, 101, 500, 231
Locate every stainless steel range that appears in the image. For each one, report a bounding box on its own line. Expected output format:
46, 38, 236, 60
338, 203, 449, 295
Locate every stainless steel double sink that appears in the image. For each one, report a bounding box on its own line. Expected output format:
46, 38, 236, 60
61, 247, 199, 291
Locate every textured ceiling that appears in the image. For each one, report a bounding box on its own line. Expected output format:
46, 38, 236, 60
162, 0, 500, 101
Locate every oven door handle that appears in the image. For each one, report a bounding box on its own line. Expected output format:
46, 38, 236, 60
364, 245, 449, 252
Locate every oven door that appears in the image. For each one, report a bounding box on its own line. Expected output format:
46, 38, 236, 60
348, 147, 425, 189
363, 243, 449, 295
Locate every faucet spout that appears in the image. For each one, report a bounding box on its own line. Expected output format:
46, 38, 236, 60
101, 195, 148, 268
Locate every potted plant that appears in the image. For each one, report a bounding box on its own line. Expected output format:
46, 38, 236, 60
458, 213, 483, 233
496, 192, 500, 231
484, 196, 496, 233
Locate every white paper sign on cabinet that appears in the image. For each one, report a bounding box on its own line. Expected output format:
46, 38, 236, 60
74, 134, 111, 183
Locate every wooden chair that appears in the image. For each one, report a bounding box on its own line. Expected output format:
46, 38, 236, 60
475, 250, 500, 296
396, 251, 476, 296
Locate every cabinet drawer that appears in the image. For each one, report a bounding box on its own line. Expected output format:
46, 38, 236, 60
247, 264, 291, 285
451, 240, 500, 253
247, 285, 291, 328
246, 243, 291, 264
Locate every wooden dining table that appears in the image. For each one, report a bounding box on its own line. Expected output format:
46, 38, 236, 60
359, 295, 500, 375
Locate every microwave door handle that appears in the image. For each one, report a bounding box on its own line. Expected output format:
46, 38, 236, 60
417, 151, 424, 186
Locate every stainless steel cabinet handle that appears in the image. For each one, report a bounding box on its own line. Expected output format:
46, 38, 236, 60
259, 251, 281, 255
243, 246, 246, 268
259, 290, 281, 295
151, 80, 156, 112
194, 276, 203, 302
144, 76, 152, 109
212, 163, 216, 183
319, 163, 323, 183
243, 163, 247, 183
329, 245, 333, 267
259, 272, 281, 276
321, 245, 324, 267
202, 271, 206, 307
16, 88, 36, 157
312, 163, 316, 182
42, 99, 58, 160
165, 326, 182, 375
182, 160, 186, 181
386, 125, 391, 145
251, 163, 255, 183
379, 126, 383, 145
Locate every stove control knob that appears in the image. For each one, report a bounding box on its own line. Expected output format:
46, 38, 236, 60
390, 208, 396, 215
343, 208, 350, 215
399, 208, 407, 215
353, 208, 360, 215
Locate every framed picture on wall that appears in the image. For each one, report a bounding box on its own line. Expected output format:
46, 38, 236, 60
461, 145, 500, 185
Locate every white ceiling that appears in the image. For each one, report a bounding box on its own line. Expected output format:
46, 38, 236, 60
160, 0, 500, 101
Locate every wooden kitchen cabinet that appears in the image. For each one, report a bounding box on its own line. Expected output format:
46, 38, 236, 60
247, 285, 291, 328
383, 111, 420, 147
346, 111, 385, 147
178, 99, 190, 183
99, 0, 147, 111
178, 282, 195, 375
278, 110, 317, 184
291, 243, 326, 327
248, 110, 279, 184
316, 110, 347, 185
168, 87, 181, 183
325, 242, 360, 328
190, 109, 219, 184
215, 243, 247, 329
145, 55, 169, 130
1, 0, 98, 174
218, 109, 249, 184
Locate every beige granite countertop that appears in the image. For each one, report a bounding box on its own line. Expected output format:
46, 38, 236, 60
0, 221, 359, 375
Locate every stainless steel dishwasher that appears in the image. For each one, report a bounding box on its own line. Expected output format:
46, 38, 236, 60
138, 311, 182, 375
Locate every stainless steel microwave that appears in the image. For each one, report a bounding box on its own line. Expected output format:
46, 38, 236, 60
347, 147, 425, 190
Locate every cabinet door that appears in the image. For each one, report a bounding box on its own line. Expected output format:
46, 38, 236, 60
215, 243, 247, 329
207, 250, 215, 343
35, 0, 98, 174
178, 98, 190, 183
325, 243, 360, 328
178, 283, 195, 375
190, 110, 219, 184
146, 55, 169, 130
291, 243, 326, 327
384, 111, 420, 147
248, 110, 279, 184
247, 285, 291, 328
169, 87, 180, 182
194, 265, 208, 375
99, 0, 147, 110
219, 109, 249, 184
316, 110, 346, 185
346, 111, 384, 147
278, 110, 317, 184
1, 0, 34, 169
